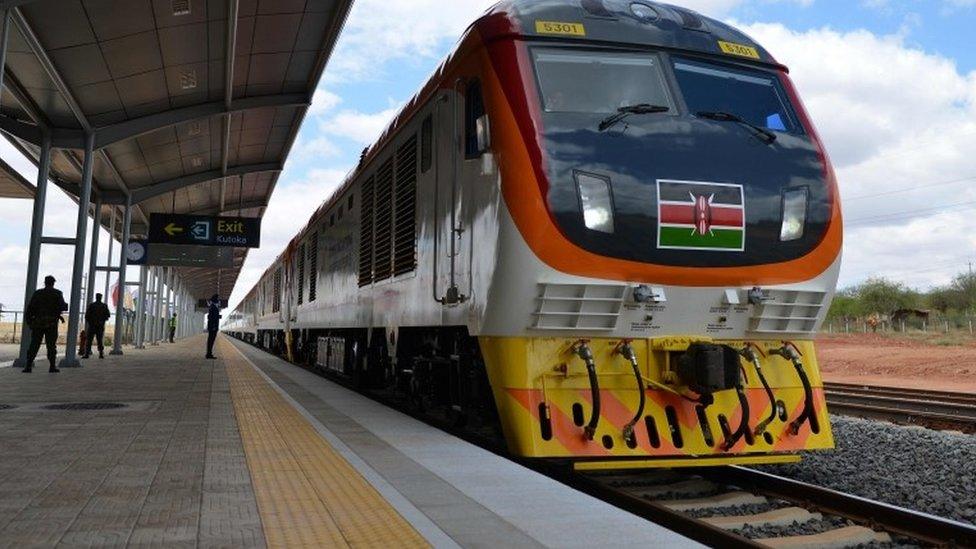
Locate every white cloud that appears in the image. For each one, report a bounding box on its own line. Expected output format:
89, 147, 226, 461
309, 88, 342, 116
293, 135, 341, 160
320, 106, 403, 146
228, 168, 349, 308
737, 22, 976, 288
326, 0, 497, 82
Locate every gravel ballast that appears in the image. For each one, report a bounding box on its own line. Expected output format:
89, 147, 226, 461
763, 415, 976, 525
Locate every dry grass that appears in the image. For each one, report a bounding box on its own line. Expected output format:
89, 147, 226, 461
820, 329, 976, 348
0, 321, 61, 344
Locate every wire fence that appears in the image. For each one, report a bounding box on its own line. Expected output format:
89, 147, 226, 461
824, 314, 976, 335
0, 309, 142, 345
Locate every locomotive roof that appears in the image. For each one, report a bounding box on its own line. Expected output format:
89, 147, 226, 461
238, 0, 782, 305
483, 0, 776, 65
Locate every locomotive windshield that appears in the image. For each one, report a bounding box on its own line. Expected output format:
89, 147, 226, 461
530, 47, 830, 269
533, 49, 674, 114
673, 58, 800, 134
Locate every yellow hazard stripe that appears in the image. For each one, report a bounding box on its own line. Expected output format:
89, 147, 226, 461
222, 338, 429, 548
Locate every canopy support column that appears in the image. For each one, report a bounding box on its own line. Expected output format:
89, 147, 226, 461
85, 198, 102, 308
151, 266, 162, 345
13, 133, 52, 369
60, 132, 96, 369
134, 265, 147, 349
110, 197, 131, 355
103, 206, 115, 298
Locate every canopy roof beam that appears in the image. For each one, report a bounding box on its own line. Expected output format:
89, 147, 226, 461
124, 163, 282, 205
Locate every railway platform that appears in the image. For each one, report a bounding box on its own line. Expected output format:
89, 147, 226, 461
0, 335, 700, 548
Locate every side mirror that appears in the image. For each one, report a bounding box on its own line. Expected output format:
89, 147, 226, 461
475, 114, 491, 153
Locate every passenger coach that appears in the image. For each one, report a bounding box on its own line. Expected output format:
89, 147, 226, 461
226, 0, 842, 469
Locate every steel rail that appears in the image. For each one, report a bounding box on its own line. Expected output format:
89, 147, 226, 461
825, 382, 976, 405
706, 466, 976, 547
232, 337, 976, 548
824, 382, 976, 432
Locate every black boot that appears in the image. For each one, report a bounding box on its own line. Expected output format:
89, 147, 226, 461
22, 363, 32, 373
49, 362, 59, 373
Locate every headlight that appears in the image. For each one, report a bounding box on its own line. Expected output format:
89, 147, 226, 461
780, 187, 808, 241
576, 172, 615, 233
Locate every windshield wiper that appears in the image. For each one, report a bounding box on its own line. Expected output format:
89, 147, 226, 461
697, 111, 777, 144
598, 104, 670, 132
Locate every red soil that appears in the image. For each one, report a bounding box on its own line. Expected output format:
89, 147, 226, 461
815, 333, 976, 393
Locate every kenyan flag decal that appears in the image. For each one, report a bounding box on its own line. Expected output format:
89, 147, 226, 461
657, 180, 746, 251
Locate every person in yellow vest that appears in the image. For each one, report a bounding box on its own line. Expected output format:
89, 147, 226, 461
168, 313, 177, 343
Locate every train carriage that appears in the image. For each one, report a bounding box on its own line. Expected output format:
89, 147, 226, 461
225, 0, 842, 469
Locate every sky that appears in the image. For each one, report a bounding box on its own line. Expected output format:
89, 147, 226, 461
0, 0, 975, 314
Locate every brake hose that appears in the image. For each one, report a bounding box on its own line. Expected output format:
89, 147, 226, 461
573, 341, 601, 440
721, 370, 755, 450
741, 344, 777, 437
617, 341, 646, 444
772, 343, 820, 436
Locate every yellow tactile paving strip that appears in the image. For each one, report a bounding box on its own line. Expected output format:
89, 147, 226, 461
221, 338, 430, 548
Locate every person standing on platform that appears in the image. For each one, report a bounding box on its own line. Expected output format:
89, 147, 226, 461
83, 293, 111, 359
168, 313, 178, 343
206, 295, 221, 359
23, 275, 68, 373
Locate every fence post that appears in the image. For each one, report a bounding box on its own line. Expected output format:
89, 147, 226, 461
923, 320, 927, 332
12, 312, 17, 344
845, 320, 850, 334
945, 320, 950, 334
970, 320, 973, 335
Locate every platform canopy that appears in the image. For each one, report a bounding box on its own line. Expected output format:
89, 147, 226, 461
0, 0, 352, 300
0, 155, 32, 198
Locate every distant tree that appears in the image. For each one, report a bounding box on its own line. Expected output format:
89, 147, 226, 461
855, 277, 918, 316
926, 286, 958, 314
827, 293, 861, 320
950, 272, 976, 312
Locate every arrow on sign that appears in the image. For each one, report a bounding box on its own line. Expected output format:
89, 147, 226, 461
164, 223, 184, 236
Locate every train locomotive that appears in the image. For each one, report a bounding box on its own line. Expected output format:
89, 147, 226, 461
225, 0, 842, 469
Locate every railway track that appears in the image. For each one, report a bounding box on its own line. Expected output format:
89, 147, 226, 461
572, 466, 976, 548
824, 382, 976, 433
244, 341, 976, 548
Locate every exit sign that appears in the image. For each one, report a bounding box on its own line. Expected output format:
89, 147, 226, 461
148, 214, 261, 248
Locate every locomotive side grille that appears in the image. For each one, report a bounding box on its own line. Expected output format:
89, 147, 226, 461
358, 175, 375, 286
297, 243, 305, 305
309, 232, 318, 301
749, 290, 826, 334
374, 157, 395, 282
272, 268, 282, 314
394, 134, 418, 276
532, 283, 626, 331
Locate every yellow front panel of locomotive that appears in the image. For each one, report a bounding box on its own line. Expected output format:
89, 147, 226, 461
480, 337, 833, 466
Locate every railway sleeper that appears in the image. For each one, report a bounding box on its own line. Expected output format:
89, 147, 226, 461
661, 491, 767, 511
703, 507, 821, 530
755, 525, 891, 549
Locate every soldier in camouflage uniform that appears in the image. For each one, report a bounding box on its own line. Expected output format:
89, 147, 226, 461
23, 275, 68, 373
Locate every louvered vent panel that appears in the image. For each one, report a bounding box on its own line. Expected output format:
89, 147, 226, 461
297, 244, 305, 305
358, 176, 374, 287
308, 233, 318, 301
373, 158, 395, 282
272, 268, 282, 313
394, 134, 418, 276
749, 290, 826, 335
532, 284, 626, 331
